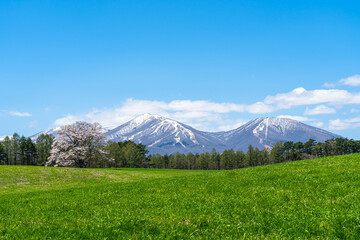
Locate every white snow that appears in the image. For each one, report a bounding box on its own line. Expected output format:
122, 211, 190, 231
175, 137, 186, 148
149, 139, 162, 147
265, 118, 269, 139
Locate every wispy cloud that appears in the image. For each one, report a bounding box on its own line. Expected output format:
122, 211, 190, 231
217, 119, 248, 131
323, 83, 336, 88
339, 75, 360, 86
9, 111, 32, 117
329, 117, 360, 130
324, 74, 360, 88
304, 105, 336, 115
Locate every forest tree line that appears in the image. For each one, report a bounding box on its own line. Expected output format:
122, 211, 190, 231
1, 133, 360, 170
147, 138, 360, 170
0, 134, 53, 166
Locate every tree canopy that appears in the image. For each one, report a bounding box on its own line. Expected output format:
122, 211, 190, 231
46, 121, 108, 167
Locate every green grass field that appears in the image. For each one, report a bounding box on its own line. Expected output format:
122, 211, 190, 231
1, 154, 360, 239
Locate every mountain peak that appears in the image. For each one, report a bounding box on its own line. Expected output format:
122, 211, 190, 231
131, 113, 163, 125
137, 113, 158, 119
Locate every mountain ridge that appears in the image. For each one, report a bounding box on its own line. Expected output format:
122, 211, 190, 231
31, 114, 341, 154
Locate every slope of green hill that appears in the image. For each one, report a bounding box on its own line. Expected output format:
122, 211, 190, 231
1, 154, 360, 239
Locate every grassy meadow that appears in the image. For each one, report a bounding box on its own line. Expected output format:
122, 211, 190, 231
1, 154, 360, 239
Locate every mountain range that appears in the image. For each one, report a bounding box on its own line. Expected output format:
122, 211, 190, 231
31, 113, 341, 154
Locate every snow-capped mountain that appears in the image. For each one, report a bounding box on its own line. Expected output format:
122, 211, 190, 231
105, 114, 226, 154
31, 114, 340, 154
222, 117, 341, 151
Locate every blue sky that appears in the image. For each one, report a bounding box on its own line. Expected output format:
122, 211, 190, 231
1, 0, 360, 139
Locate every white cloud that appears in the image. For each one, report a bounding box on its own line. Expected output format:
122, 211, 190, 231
276, 115, 314, 122
329, 117, 360, 130
217, 119, 247, 131
350, 108, 359, 113
54, 115, 85, 127
324, 74, 360, 88
9, 111, 32, 117
52, 99, 250, 131
339, 74, 360, 86
167, 100, 246, 113
304, 105, 336, 115
246, 102, 274, 114
264, 87, 360, 109
312, 122, 324, 128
